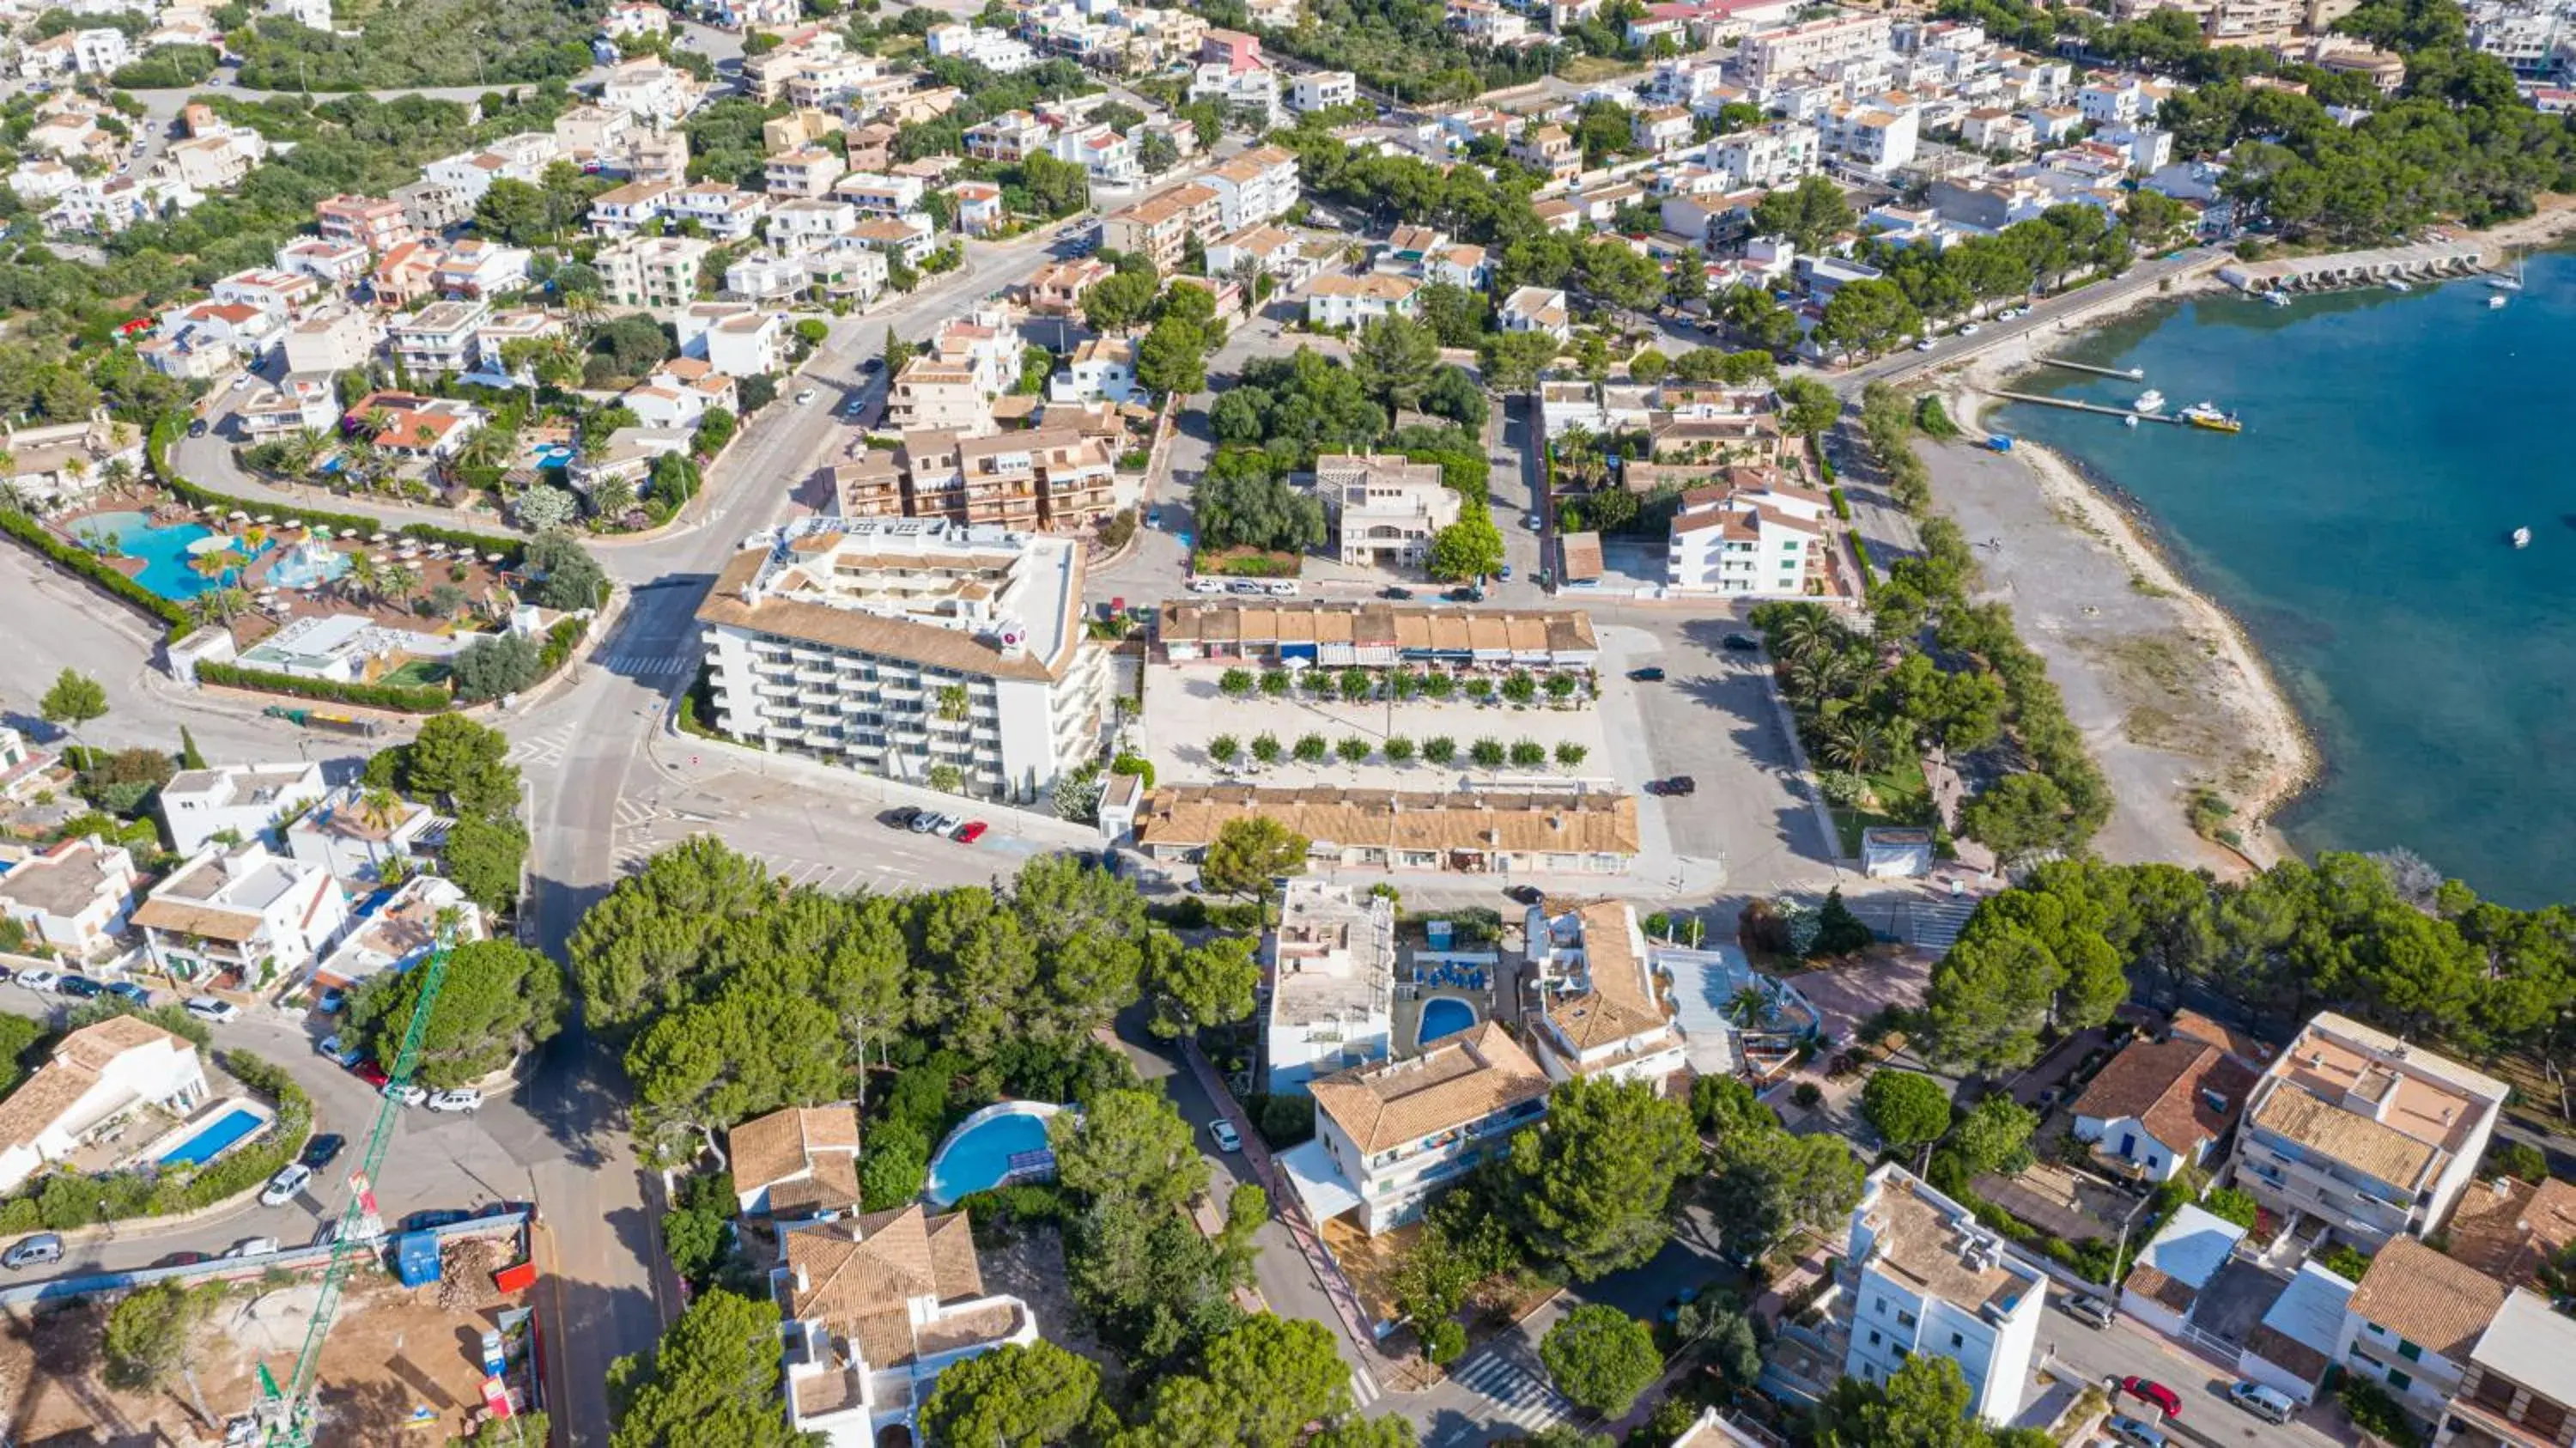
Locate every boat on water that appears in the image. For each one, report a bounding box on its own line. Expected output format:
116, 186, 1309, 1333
2265, 290, 2293, 307
2124, 414, 2140, 428
2133, 388, 2167, 414
2513, 526, 2532, 548
2180, 402, 2242, 432
2489, 293, 2507, 309
2385, 277, 2413, 292
2490, 260, 2524, 290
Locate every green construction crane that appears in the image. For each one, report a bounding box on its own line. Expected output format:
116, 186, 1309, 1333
256, 933, 458, 1446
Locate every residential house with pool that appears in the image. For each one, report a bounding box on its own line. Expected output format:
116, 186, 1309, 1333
1263, 879, 1397, 1096
1291, 1019, 1552, 1235
0, 1016, 209, 1194
283, 784, 445, 884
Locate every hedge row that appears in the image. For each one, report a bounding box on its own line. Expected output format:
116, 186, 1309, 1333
196, 660, 449, 714
535, 614, 586, 678
147, 416, 526, 565
0, 508, 194, 641
0, 1049, 313, 1234
1829, 486, 1852, 521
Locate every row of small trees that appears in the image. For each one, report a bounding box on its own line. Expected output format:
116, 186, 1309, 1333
1210, 733, 1588, 770
1215, 666, 1588, 706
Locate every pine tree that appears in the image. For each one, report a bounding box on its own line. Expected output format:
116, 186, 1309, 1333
178, 726, 205, 770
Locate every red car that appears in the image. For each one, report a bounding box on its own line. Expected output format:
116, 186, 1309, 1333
953, 820, 989, 844
353, 1060, 391, 1088
2122, 1377, 2183, 1419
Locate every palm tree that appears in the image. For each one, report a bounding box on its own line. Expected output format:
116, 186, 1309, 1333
186, 587, 250, 631
98, 458, 137, 494
188, 545, 240, 591
1790, 649, 1864, 704
935, 684, 970, 724
1770, 607, 1837, 666
1819, 713, 1886, 793
386, 563, 423, 611
563, 290, 607, 331
343, 551, 384, 606
455, 427, 509, 474
282, 427, 328, 476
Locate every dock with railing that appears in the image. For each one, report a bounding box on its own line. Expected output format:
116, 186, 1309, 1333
1990, 392, 2184, 423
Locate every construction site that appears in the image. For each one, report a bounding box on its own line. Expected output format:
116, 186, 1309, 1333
0, 1229, 540, 1446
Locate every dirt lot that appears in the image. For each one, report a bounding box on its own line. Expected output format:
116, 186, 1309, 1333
0, 1255, 529, 1446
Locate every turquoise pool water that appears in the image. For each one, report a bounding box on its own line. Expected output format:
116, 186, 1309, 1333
925, 1107, 1054, 1207
71, 511, 266, 601
1419, 997, 1477, 1044
156, 1107, 265, 1167
269, 542, 352, 590
534, 444, 577, 469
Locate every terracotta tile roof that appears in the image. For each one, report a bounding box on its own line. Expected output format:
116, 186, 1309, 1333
2251, 1085, 2439, 1190
2443, 1176, 2576, 1287
2169, 1009, 2270, 1066
2348, 1237, 2507, 1360
0, 1018, 189, 1153
1540, 901, 1674, 1057
726, 1104, 860, 1200
1309, 1020, 1550, 1153
696, 546, 1084, 683
2071, 1037, 2254, 1158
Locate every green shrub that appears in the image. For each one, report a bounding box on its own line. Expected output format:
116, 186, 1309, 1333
2338, 1379, 2421, 1448
1829, 486, 1852, 521
194, 660, 449, 714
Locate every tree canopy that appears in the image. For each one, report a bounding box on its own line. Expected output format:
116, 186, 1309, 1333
1500, 1076, 1699, 1281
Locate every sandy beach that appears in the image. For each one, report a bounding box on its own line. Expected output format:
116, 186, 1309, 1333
1893, 204, 2576, 873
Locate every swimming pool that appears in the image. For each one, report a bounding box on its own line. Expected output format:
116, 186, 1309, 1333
1419, 996, 1478, 1044
156, 1106, 267, 1168
534, 444, 577, 469
924, 1102, 1061, 1208
71, 511, 268, 601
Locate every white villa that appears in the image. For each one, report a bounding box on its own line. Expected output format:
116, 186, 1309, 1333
131, 842, 350, 986
156, 761, 328, 855
0, 1018, 208, 1194
1522, 899, 1686, 1086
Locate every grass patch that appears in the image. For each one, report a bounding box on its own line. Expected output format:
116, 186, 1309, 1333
1827, 750, 1929, 857
380, 660, 451, 688
1554, 54, 1641, 82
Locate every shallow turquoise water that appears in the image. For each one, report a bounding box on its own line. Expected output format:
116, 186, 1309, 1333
1997, 256, 2576, 908
71, 510, 266, 600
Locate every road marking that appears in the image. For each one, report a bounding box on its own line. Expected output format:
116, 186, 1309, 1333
612, 798, 663, 830
595, 652, 696, 678
1347, 1366, 1381, 1408
1446, 1351, 1573, 1433
505, 724, 576, 768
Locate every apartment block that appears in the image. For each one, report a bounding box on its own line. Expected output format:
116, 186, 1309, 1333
1843, 1165, 2047, 1425
598, 234, 715, 310
1200, 144, 1300, 232
1739, 12, 1895, 86
896, 424, 1117, 532
390, 299, 492, 377
2224, 1013, 2510, 1250
1264, 880, 1397, 1096
1317, 453, 1458, 568
1301, 1022, 1551, 1234
696, 517, 1111, 795
1099, 182, 1221, 273
1665, 468, 1830, 597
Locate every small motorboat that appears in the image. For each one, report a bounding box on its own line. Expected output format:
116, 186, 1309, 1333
2488, 294, 2507, 309
2385, 277, 2413, 292
2124, 414, 2139, 428
2265, 290, 2293, 307
2512, 526, 2532, 548
2132, 388, 2166, 414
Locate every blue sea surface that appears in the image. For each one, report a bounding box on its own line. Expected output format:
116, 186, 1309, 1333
1997, 255, 2576, 908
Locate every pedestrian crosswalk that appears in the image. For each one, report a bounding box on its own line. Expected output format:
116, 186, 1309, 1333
1445, 1350, 1572, 1436
594, 650, 697, 679
1348, 1366, 1382, 1410
612, 797, 663, 830
1909, 894, 1980, 953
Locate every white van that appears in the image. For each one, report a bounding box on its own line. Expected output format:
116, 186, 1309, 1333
2227, 1382, 2296, 1424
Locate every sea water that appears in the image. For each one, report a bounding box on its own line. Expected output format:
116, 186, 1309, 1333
1996, 252, 2576, 908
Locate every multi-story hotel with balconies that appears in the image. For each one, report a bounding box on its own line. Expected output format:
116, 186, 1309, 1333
2225, 1012, 2509, 1251
695, 517, 1110, 798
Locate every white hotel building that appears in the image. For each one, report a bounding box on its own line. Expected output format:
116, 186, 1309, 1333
1844, 1165, 2048, 1425
696, 517, 1110, 798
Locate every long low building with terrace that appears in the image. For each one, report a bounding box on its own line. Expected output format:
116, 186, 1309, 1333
1154, 602, 1599, 672
1120, 784, 1638, 875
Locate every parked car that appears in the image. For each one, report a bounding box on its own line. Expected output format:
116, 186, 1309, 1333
794, 387, 817, 405
1265, 580, 1298, 596
426, 1089, 483, 1113
399, 1209, 471, 1233
184, 996, 240, 1025
1522, 514, 1540, 531
1145, 506, 1163, 529
1226, 580, 1267, 596
1447, 586, 1484, 603
382, 1082, 427, 1107
186, 417, 210, 438
2121, 1376, 2183, 1419
56, 976, 102, 999
952, 820, 990, 845
1503, 884, 1544, 906
152, 1250, 209, 1269
2227, 1382, 2294, 1424
1957, 322, 1983, 337
301, 1134, 345, 1171
1189, 577, 1225, 594
1722, 633, 1763, 653
15, 970, 61, 992
106, 982, 149, 1006
1381, 587, 1413, 600
883, 806, 920, 830
2060, 1292, 2114, 1329
1207, 1119, 1242, 1153
2103, 1415, 2166, 1448
316, 987, 346, 1014
1498, 564, 1515, 582
317, 1035, 361, 1067
1627, 666, 1666, 682
1646, 776, 1697, 796
224, 1237, 279, 1259
260, 1164, 313, 1208
353, 1060, 391, 1088
3, 1234, 64, 1270
1914, 338, 1936, 351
